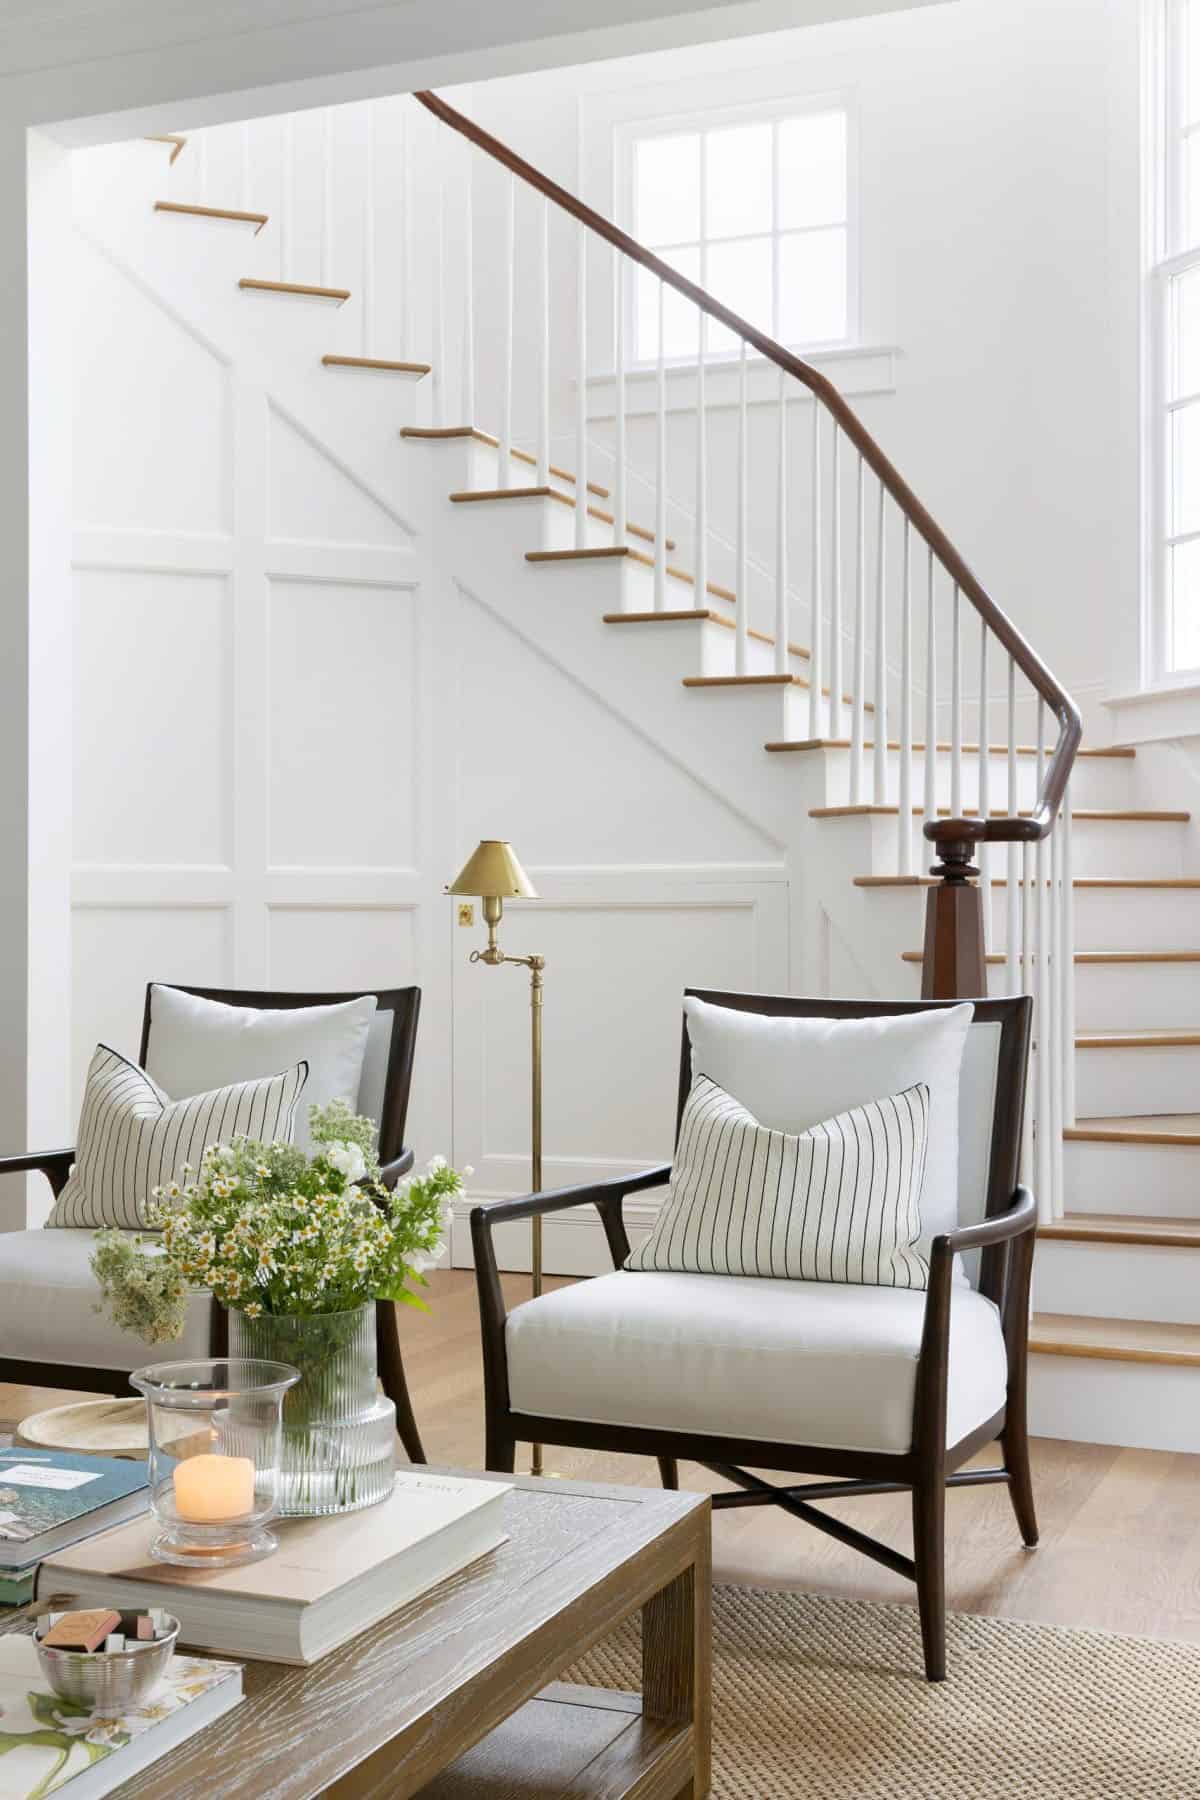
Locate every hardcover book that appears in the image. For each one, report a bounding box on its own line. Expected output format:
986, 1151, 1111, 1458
0, 1453, 149, 1569
42, 1470, 511, 1665
0, 1635, 241, 1799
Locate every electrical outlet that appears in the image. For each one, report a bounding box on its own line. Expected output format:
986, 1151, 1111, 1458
457, 902, 475, 927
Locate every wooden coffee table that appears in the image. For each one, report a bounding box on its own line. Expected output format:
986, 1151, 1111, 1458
0, 1386, 710, 1798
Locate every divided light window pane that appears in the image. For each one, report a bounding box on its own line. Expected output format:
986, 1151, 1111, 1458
778, 112, 847, 229
705, 122, 772, 238
1185, 131, 1200, 250
635, 133, 700, 245
1170, 537, 1200, 669
635, 248, 702, 359
1186, 0, 1200, 126
706, 237, 773, 352
1171, 398, 1200, 538
778, 227, 848, 344
1171, 266, 1200, 398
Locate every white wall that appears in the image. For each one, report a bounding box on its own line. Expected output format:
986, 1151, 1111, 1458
465, 0, 1143, 736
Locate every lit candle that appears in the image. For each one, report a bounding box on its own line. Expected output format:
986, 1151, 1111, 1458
173, 1454, 255, 1522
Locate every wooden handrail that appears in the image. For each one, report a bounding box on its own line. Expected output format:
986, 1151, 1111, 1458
414, 87, 1081, 851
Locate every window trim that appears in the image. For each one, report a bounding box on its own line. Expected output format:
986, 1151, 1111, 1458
612, 89, 859, 372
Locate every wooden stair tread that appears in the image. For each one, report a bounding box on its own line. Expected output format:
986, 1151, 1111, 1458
1030, 1313, 1200, 1366
1066, 1114, 1200, 1145
155, 201, 267, 232
902, 948, 1200, 965
1074, 1029, 1200, 1049
401, 425, 611, 497
766, 738, 1135, 759
1039, 1213, 1200, 1248
531, 544, 735, 603
322, 354, 430, 375
451, 489, 673, 549
592, 598, 812, 662
855, 875, 1200, 889
144, 134, 187, 163
812, 806, 1186, 822
239, 277, 349, 302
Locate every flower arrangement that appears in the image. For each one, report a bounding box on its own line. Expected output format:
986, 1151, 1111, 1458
90, 1100, 467, 1345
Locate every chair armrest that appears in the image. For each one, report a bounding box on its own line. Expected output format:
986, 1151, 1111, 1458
933, 1186, 1037, 1260
469, 1164, 672, 1434
0, 1149, 75, 1198
378, 1146, 415, 1190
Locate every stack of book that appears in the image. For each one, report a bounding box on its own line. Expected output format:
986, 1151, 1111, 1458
0, 1449, 150, 1607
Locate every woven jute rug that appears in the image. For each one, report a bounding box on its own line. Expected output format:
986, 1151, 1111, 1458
567, 1585, 1200, 1798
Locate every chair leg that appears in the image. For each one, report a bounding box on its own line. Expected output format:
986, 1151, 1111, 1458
657, 1456, 680, 1490
485, 1420, 517, 1473
375, 1300, 426, 1465
911, 1472, 947, 1683
1002, 1409, 1039, 1548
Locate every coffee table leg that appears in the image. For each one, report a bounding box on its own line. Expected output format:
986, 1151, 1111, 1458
641, 1521, 712, 1799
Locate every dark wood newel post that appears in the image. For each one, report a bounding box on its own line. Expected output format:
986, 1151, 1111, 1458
921, 822, 987, 1000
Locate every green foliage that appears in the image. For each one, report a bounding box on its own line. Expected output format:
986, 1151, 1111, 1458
90, 1102, 466, 1339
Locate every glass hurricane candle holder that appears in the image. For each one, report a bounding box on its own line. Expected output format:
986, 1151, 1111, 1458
131, 1358, 300, 1569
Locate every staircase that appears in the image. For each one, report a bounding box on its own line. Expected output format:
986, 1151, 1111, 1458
85, 97, 1200, 1454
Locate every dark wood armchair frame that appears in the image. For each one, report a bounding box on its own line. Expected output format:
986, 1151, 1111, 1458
0, 982, 427, 1466
471, 990, 1036, 1682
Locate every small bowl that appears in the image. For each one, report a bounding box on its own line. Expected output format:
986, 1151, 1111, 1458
36, 1610, 180, 1714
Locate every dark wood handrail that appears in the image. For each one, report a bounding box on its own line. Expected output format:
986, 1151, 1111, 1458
415, 88, 1081, 848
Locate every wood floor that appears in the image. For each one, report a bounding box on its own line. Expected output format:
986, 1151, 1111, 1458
396, 1269, 1200, 1645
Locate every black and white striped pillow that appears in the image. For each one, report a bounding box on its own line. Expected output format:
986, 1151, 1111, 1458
48, 1045, 308, 1231
626, 1074, 931, 1289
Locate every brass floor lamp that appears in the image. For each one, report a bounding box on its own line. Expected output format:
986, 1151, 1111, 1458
447, 841, 549, 1477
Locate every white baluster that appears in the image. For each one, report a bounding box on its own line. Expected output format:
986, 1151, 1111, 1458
923, 547, 937, 832
735, 340, 748, 668
613, 253, 626, 543
240, 121, 251, 214
655, 282, 668, 610
1034, 699, 1050, 1219
280, 114, 293, 283
1006, 655, 1020, 997
897, 520, 914, 875
1020, 836, 1034, 1179
871, 481, 887, 802
401, 103, 412, 361
499, 171, 514, 487
1062, 780, 1076, 1127
537, 200, 550, 485
431, 171, 445, 429
321, 108, 333, 290
575, 220, 589, 546
978, 623, 991, 950
362, 105, 375, 359
1048, 791, 1062, 1219
775, 371, 788, 676
850, 456, 866, 798
950, 585, 963, 819
829, 429, 843, 736
460, 143, 475, 425
694, 306, 707, 604
808, 404, 823, 738
196, 132, 208, 206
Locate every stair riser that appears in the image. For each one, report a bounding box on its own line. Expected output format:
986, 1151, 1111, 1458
1064, 1138, 1200, 1217
814, 751, 1133, 812
1074, 1042, 1200, 1116
1036, 1239, 1200, 1324
847, 813, 1184, 879
990, 886, 1200, 952
1029, 1355, 1200, 1452
1069, 961, 1200, 1032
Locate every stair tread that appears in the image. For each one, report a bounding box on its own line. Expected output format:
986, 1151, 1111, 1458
1040, 1213, 1200, 1247
322, 354, 430, 375
400, 424, 611, 497
766, 738, 1135, 758
1067, 1113, 1200, 1145
451, 489, 674, 550
1030, 1312, 1200, 1365
1075, 1029, 1200, 1048
599, 604, 812, 661
239, 276, 349, 301
812, 806, 1186, 821
155, 201, 267, 231
855, 874, 1200, 888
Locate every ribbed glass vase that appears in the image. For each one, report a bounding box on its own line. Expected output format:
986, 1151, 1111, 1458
228, 1304, 396, 1517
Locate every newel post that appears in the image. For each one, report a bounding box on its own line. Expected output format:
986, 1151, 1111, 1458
921, 823, 987, 1000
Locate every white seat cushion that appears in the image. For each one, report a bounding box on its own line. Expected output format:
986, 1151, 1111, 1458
0, 1230, 212, 1371
506, 1270, 1008, 1456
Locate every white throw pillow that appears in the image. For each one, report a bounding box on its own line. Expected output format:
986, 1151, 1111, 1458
682, 997, 974, 1267
48, 1046, 308, 1230
627, 1074, 931, 1289
144, 987, 377, 1153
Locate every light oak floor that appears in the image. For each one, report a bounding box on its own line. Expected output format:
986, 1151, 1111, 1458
395, 1269, 1200, 1645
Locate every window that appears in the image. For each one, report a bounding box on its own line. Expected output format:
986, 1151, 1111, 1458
622, 99, 853, 364
1152, 0, 1200, 673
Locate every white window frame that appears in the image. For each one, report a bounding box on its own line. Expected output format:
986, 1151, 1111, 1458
613, 90, 859, 371
1146, 0, 1200, 683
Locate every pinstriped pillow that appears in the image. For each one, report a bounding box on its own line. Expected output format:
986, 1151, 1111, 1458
626, 1074, 931, 1289
48, 1045, 308, 1231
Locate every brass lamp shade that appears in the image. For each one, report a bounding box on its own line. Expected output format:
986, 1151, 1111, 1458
447, 840, 538, 901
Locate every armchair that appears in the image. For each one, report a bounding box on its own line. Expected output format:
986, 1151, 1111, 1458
470, 991, 1036, 1682
0, 982, 426, 1464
